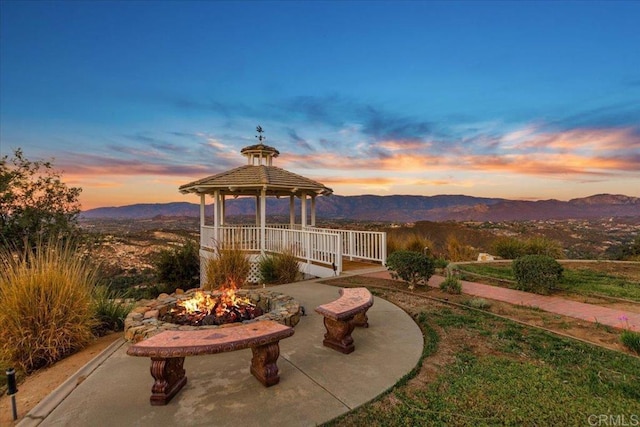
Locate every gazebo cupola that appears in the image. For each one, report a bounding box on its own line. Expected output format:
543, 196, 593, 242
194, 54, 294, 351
241, 127, 280, 166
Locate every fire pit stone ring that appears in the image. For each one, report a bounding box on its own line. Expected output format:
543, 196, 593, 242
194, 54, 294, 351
125, 288, 302, 343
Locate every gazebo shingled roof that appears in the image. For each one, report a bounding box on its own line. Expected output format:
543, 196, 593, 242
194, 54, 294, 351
179, 165, 332, 197
179, 143, 332, 197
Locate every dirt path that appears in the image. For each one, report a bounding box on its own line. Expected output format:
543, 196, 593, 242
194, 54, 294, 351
0, 333, 122, 426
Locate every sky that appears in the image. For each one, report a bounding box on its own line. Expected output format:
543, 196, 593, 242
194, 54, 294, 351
1, 1, 639, 210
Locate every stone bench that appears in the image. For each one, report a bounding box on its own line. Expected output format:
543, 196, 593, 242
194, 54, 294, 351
127, 320, 294, 405
315, 287, 373, 354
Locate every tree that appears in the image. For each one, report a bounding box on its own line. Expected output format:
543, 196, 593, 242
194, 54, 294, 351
386, 250, 436, 290
0, 148, 82, 251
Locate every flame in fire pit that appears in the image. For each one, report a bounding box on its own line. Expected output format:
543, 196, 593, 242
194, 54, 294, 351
179, 292, 217, 314
168, 286, 263, 326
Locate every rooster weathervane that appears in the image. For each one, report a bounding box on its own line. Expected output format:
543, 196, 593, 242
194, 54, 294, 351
255, 125, 266, 143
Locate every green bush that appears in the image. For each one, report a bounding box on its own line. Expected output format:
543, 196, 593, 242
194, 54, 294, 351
464, 298, 492, 310
386, 250, 436, 290
525, 236, 564, 258
620, 330, 640, 355
492, 237, 527, 259
433, 258, 449, 269
258, 249, 300, 285
91, 285, 134, 336
493, 236, 564, 259
440, 266, 462, 294
512, 255, 563, 295
440, 276, 462, 294
0, 240, 97, 372
154, 239, 200, 292
258, 254, 278, 284
204, 247, 250, 290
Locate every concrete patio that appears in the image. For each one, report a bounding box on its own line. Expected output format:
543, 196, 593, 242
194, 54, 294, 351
19, 278, 423, 427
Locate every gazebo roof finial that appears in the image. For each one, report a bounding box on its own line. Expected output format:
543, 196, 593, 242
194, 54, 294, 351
241, 126, 280, 166
256, 125, 266, 143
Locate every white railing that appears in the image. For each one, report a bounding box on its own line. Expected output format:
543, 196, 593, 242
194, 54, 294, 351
307, 227, 387, 263
201, 226, 260, 251
200, 225, 343, 272
264, 228, 342, 272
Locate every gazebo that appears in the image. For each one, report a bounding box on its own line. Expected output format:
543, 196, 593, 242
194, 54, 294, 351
179, 129, 386, 281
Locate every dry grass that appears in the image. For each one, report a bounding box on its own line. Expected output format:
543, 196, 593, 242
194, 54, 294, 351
0, 241, 97, 373
203, 246, 251, 290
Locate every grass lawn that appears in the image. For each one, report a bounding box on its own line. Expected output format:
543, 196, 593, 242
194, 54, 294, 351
457, 261, 640, 302
325, 290, 640, 426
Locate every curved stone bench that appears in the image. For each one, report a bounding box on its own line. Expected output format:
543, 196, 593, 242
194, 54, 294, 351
127, 320, 294, 405
315, 287, 373, 354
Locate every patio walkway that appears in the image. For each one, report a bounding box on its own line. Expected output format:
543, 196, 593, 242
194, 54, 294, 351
19, 280, 423, 427
361, 269, 640, 331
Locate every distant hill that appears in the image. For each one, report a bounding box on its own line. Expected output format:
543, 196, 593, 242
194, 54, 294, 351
81, 194, 640, 222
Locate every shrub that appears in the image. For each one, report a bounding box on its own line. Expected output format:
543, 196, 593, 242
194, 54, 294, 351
440, 266, 462, 294
386, 233, 403, 256
444, 235, 476, 262
464, 298, 492, 310
154, 239, 200, 292
91, 285, 134, 336
492, 237, 527, 259
512, 255, 563, 295
386, 250, 436, 290
433, 258, 449, 269
620, 330, 640, 355
259, 249, 300, 285
258, 254, 278, 284
0, 240, 97, 372
525, 236, 564, 258
204, 247, 250, 290
440, 276, 462, 294
405, 234, 434, 254
492, 236, 564, 259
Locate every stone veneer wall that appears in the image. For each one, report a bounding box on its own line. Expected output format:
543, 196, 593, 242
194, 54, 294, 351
125, 288, 302, 343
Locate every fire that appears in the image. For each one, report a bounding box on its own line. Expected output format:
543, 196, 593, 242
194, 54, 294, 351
179, 291, 217, 314
215, 287, 250, 317
168, 286, 263, 326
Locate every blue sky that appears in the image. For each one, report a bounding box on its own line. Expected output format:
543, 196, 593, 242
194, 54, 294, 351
1, 1, 639, 209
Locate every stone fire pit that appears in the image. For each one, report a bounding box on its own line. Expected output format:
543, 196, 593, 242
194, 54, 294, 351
125, 288, 302, 343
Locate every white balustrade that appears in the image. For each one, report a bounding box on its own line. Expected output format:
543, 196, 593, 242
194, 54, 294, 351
200, 224, 383, 275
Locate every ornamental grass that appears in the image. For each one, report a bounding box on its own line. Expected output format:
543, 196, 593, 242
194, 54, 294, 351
203, 246, 250, 290
0, 240, 97, 372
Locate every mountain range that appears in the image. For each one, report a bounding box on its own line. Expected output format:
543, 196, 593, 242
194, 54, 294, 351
81, 194, 640, 222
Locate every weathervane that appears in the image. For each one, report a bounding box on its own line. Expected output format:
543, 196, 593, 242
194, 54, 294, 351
255, 125, 266, 143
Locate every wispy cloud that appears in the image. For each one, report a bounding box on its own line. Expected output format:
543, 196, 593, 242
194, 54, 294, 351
58, 152, 214, 177
286, 128, 315, 152
549, 101, 640, 130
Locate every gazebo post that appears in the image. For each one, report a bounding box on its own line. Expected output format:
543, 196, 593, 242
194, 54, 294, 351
199, 194, 205, 227
300, 192, 307, 228
213, 190, 220, 245
255, 195, 260, 226
220, 194, 225, 226
311, 195, 316, 227
289, 195, 295, 227
260, 187, 267, 254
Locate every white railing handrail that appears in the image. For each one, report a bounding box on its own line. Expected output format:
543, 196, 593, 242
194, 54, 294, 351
200, 225, 343, 273
303, 226, 387, 263
200, 224, 386, 272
